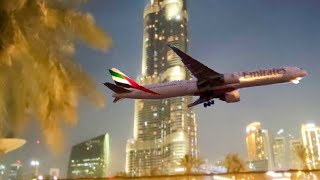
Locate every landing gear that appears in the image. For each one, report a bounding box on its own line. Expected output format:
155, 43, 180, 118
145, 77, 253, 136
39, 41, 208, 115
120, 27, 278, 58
203, 100, 215, 108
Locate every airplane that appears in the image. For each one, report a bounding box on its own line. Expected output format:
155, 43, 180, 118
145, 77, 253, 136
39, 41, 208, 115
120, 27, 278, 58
104, 45, 307, 108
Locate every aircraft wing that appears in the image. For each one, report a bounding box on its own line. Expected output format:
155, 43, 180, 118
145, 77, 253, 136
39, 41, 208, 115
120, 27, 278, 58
187, 96, 211, 108
168, 45, 221, 80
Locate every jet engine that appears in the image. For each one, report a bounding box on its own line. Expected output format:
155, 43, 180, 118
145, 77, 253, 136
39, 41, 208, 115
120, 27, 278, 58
222, 74, 240, 84
220, 90, 240, 103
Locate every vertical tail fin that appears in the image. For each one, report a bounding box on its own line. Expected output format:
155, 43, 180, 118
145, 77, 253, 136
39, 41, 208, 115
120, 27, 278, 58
108, 68, 159, 95
109, 68, 135, 88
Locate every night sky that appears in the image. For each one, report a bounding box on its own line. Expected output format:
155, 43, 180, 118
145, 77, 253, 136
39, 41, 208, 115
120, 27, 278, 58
2, 0, 320, 178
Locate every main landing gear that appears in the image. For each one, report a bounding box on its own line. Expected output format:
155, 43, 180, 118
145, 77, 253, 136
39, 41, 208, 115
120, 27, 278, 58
203, 100, 215, 108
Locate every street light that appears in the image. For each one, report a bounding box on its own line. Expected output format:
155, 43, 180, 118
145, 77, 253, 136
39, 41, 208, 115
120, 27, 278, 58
30, 160, 40, 176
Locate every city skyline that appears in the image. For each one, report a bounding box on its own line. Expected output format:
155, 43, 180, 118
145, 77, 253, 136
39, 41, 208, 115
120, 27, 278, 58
1, 0, 320, 178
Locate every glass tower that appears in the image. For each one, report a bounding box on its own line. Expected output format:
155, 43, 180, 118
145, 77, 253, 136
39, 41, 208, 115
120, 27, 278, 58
301, 123, 320, 169
126, 0, 198, 176
246, 122, 272, 171
67, 133, 110, 178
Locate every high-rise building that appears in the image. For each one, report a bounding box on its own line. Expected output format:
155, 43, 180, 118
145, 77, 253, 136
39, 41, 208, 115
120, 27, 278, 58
289, 139, 303, 169
272, 136, 287, 170
8, 163, 22, 180
0, 164, 6, 180
126, 0, 197, 176
67, 133, 110, 178
301, 123, 320, 169
246, 122, 272, 171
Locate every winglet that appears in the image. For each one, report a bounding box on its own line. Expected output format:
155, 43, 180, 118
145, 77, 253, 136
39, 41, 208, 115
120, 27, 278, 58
168, 44, 221, 77
168, 44, 193, 63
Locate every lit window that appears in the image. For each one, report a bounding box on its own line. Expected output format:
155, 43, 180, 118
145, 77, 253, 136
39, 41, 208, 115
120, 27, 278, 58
153, 113, 158, 117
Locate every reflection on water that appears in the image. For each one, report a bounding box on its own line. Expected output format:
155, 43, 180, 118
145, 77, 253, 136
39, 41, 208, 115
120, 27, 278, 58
0, 0, 111, 153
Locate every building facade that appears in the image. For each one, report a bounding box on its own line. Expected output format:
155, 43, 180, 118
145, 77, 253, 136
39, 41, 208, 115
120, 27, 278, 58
301, 123, 320, 169
246, 122, 272, 171
126, 0, 198, 176
67, 133, 110, 178
289, 139, 303, 169
8, 163, 22, 180
272, 136, 287, 170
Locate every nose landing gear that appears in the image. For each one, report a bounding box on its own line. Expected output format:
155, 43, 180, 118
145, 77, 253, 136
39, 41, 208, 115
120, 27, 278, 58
203, 100, 215, 108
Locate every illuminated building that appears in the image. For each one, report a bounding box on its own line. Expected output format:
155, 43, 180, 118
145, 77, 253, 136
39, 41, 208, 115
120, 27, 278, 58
67, 133, 110, 178
301, 123, 320, 169
272, 136, 287, 170
126, 0, 198, 176
8, 163, 22, 180
246, 122, 272, 171
289, 139, 303, 169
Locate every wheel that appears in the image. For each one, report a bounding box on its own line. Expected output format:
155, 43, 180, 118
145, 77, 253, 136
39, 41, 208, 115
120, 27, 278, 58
207, 102, 211, 106
211, 100, 215, 105
204, 103, 207, 108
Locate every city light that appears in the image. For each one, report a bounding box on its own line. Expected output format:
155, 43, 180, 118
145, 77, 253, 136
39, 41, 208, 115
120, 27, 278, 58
174, 167, 185, 172
277, 129, 284, 135
30, 160, 40, 166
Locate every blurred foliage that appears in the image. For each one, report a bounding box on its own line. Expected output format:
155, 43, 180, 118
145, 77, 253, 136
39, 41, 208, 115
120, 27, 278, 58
223, 153, 247, 173
177, 154, 204, 174
0, 0, 111, 153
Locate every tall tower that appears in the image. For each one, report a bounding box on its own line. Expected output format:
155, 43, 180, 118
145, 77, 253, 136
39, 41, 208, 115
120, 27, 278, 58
301, 123, 320, 169
289, 139, 303, 169
246, 122, 272, 171
272, 136, 287, 170
126, 0, 197, 176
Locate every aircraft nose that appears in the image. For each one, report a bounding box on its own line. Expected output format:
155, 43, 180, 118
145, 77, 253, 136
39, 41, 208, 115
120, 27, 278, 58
300, 68, 307, 77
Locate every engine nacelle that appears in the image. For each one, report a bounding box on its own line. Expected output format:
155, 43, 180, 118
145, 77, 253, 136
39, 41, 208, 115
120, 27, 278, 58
220, 90, 240, 103
222, 74, 240, 84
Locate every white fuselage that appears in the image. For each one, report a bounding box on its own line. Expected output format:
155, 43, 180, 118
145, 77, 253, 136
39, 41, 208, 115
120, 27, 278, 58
113, 67, 307, 99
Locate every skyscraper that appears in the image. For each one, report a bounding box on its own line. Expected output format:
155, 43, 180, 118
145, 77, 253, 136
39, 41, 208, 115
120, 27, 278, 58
126, 0, 197, 176
289, 138, 303, 169
246, 122, 272, 171
272, 136, 287, 170
301, 123, 320, 169
67, 133, 110, 178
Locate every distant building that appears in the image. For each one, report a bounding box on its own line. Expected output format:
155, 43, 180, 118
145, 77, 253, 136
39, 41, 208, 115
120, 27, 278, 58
8, 163, 22, 180
289, 139, 303, 169
67, 133, 110, 178
126, 0, 198, 176
301, 123, 320, 169
246, 122, 272, 171
0, 164, 5, 180
272, 136, 287, 170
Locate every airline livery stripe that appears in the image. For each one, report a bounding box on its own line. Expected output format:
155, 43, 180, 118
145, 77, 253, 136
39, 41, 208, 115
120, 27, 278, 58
112, 76, 129, 84
123, 76, 159, 95
109, 69, 124, 79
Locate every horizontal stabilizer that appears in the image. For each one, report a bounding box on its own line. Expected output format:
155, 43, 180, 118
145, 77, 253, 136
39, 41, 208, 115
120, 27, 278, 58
113, 97, 122, 103
103, 82, 132, 94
